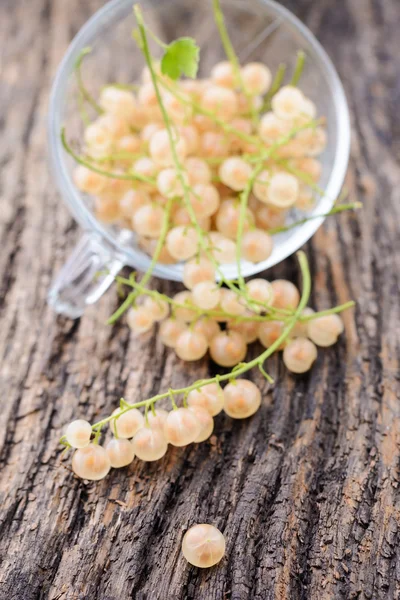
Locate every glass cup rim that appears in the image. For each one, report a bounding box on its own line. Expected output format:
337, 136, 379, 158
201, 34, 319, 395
48, 0, 351, 279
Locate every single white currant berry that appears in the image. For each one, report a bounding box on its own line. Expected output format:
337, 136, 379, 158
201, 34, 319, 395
258, 320, 286, 350
137, 82, 158, 109
105, 438, 135, 468
271, 280, 300, 310
219, 158, 253, 192
99, 87, 137, 121
202, 86, 238, 120
192, 282, 221, 310
94, 196, 120, 224
182, 524, 226, 568
295, 185, 315, 211
291, 307, 315, 337
209, 234, 237, 264
291, 157, 322, 182
183, 257, 215, 290
185, 157, 212, 185
187, 383, 224, 416
307, 127, 327, 157
127, 306, 155, 334
141, 122, 163, 143
132, 204, 165, 238
163, 93, 190, 124
146, 409, 169, 430
133, 157, 157, 181
166, 226, 199, 261
255, 204, 287, 231
215, 199, 254, 240
149, 128, 187, 168
132, 426, 168, 461
173, 291, 197, 323
241, 62, 272, 95
138, 236, 176, 264
175, 330, 208, 362
241, 229, 274, 263
200, 131, 230, 158
110, 408, 144, 439
159, 318, 187, 348
229, 118, 253, 151
245, 279, 274, 310
271, 85, 305, 121
96, 113, 130, 139
267, 172, 299, 209
73, 166, 107, 195
252, 169, 271, 204
143, 296, 169, 321
209, 330, 247, 367
258, 112, 292, 144
307, 314, 344, 347
188, 406, 214, 442
228, 315, 260, 344
65, 419, 92, 449
178, 124, 200, 154
192, 318, 221, 343
283, 337, 318, 373
83, 122, 114, 156
220, 290, 246, 316
189, 184, 220, 219
164, 407, 201, 446
72, 444, 111, 480
211, 61, 235, 88
223, 379, 261, 419
119, 189, 150, 218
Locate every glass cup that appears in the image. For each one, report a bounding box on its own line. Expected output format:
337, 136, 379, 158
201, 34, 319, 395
47, 0, 350, 318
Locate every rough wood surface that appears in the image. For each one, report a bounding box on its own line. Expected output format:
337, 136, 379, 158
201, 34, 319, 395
1, 0, 400, 598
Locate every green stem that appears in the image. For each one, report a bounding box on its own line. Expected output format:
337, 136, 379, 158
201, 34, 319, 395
212, 0, 244, 90
261, 63, 287, 112
268, 203, 362, 235
290, 50, 306, 86
75, 47, 104, 115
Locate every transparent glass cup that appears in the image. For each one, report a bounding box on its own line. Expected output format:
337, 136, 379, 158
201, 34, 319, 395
47, 0, 350, 318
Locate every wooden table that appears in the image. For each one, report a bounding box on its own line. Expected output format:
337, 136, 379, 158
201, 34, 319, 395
1, 0, 399, 598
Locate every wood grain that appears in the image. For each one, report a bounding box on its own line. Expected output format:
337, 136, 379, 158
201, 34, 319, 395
0, 0, 399, 598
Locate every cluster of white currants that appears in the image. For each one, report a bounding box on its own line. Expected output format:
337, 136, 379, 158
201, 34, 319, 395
65, 379, 262, 481
127, 267, 344, 372
73, 59, 326, 267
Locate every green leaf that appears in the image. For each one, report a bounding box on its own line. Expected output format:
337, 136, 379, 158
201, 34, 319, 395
161, 37, 200, 80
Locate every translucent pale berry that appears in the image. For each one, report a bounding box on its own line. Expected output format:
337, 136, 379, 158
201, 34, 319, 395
146, 409, 169, 430
220, 290, 246, 316
267, 172, 299, 208
211, 61, 235, 88
119, 189, 150, 218
72, 444, 111, 480
73, 166, 107, 195
295, 185, 315, 211
183, 257, 215, 290
105, 438, 135, 468
271, 85, 305, 121
159, 318, 187, 348
215, 199, 254, 240
202, 86, 238, 120
188, 406, 214, 442
178, 124, 200, 154
192, 318, 220, 343
133, 157, 157, 181
127, 306, 155, 334
209, 234, 237, 264
307, 314, 344, 347
228, 315, 259, 344
187, 383, 224, 416
241, 62, 271, 96
258, 112, 292, 144
166, 226, 199, 261
258, 320, 285, 350
209, 331, 247, 367
185, 157, 212, 185
271, 280, 300, 310
252, 169, 271, 204
255, 204, 287, 231
65, 419, 92, 449
132, 426, 168, 461
133, 204, 164, 238
143, 296, 169, 321
223, 379, 261, 419
182, 524, 226, 568
241, 229, 274, 263
164, 407, 201, 446
190, 184, 220, 219
110, 408, 144, 439
173, 291, 197, 322
245, 279, 274, 310
84, 122, 114, 156
192, 282, 221, 310
200, 131, 230, 158
175, 330, 208, 361
141, 122, 163, 143
291, 307, 315, 338
99, 87, 137, 120
291, 158, 322, 182
219, 158, 253, 192
283, 337, 318, 373
149, 128, 187, 167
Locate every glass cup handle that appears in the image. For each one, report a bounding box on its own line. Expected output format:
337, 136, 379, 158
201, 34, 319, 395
48, 232, 124, 319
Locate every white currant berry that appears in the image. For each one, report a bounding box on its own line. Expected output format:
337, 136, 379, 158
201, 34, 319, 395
164, 407, 201, 446
228, 315, 260, 344
94, 196, 121, 223
132, 426, 168, 461
65, 419, 92, 449
223, 379, 261, 419
192, 282, 221, 310
215, 199, 254, 240
283, 337, 317, 373
183, 257, 215, 290
211, 61, 235, 88
245, 279, 274, 310
241, 229, 274, 263
220, 290, 246, 316
182, 524, 226, 568
219, 158, 253, 192
159, 318, 187, 348
99, 87, 137, 121
272, 85, 305, 120
200, 131, 230, 158
175, 330, 208, 361
173, 291, 197, 323
119, 189, 150, 218
146, 409, 169, 430
72, 444, 111, 481
291, 307, 315, 337
307, 314, 344, 347
178, 124, 200, 154
202, 86, 238, 120
258, 320, 285, 350
143, 296, 169, 321
209, 330, 247, 367
149, 128, 187, 167
209, 234, 237, 264
255, 205, 287, 231
267, 172, 299, 208
133, 204, 165, 238
189, 184, 220, 219
157, 168, 188, 198
252, 169, 271, 203
166, 226, 199, 261
271, 280, 300, 310
73, 166, 107, 195
192, 318, 221, 343
241, 62, 271, 95
110, 408, 144, 439
185, 157, 212, 185
187, 383, 224, 416
188, 406, 214, 442
258, 112, 292, 144
127, 306, 155, 334
105, 438, 135, 468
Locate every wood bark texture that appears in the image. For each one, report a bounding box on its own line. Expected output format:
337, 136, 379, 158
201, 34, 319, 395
0, 0, 399, 599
